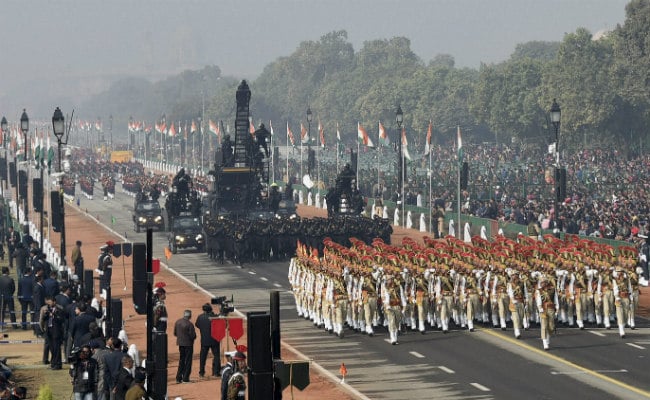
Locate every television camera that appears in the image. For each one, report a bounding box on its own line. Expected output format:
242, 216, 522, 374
211, 295, 235, 316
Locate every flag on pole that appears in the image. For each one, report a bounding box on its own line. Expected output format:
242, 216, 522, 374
249, 117, 256, 135
318, 119, 325, 148
209, 119, 219, 136
269, 120, 274, 137
336, 122, 341, 142
378, 121, 389, 146
300, 123, 309, 144
357, 122, 374, 147
287, 121, 295, 147
424, 120, 432, 155
457, 125, 463, 162
168, 122, 177, 137
401, 128, 412, 160
191, 120, 197, 134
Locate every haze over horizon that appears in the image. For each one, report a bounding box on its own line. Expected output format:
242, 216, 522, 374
0, 0, 629, 118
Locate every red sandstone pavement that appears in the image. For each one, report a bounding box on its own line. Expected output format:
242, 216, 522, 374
13, 202, 648, 399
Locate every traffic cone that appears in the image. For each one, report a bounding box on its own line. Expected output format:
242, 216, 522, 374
339, 362, 347, 384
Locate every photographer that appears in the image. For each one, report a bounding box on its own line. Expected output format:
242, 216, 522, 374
195, 303, 220, 378
39, 295, 64, 370
69, 345, 98, 400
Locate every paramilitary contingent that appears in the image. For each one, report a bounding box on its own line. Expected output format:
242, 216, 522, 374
288, 233, 642, 350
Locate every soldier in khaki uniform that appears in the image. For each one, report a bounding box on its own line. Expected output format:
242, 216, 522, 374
507, 270, 526, 339
535, 272, 558, 350
612, 265, 632, 339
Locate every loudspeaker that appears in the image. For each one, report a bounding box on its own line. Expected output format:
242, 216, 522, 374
270, 291, 281, 360
460, 162, 469, 190
51, 191, 62, 232
307, 149, 316, 174
33, 178, 43, 212
152, 332, 168, 399
9, 162, 16, 186
83, 269, 94, 298
132, 243, 147, 314
110, 298, 122, 339
248, 371, 273, 400
18, 170, 27, 199
350, 150, 357, 173
247, 312, 272, 372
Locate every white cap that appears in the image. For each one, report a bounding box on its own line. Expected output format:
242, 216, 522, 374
225, 351, 236, 358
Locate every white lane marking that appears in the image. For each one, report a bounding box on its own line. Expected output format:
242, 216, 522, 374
589, 330, 606, 337
260, 277, 268, 281
248, 271, 256, 275
437, 366, 455, 374
273, 283, 282, 288
626, 343, 645, 350
409, 351, 425, 359
551, 369, 627, 375
470, 383, 490, 392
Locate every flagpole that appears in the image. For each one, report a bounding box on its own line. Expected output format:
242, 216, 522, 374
428, 148, 432, 233
457, 125, 461, 239
377, 145, 380, 200
400, 136, 406, 227
286, 123, 290, 184
270, 123, 275, 184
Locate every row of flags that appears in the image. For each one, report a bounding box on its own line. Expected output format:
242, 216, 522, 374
83, 115, 464, 162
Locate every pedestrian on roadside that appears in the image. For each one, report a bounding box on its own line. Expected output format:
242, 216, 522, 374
71, 240, 84, 279
173, 309, 196, 384
112, 355, 134, 400
124, 367, 146, 400
70, 344, 98, 400
6, 227, 20, 269
195, 303, 220, 378
39, 295, 65, 369
17, 268, 34, 330
0, 267, 16, 329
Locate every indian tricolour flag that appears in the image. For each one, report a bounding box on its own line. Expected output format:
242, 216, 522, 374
378, 121, 389, 146
357, 122, 373, 147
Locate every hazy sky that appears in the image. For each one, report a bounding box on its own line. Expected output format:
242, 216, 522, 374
0, 0, 630, 118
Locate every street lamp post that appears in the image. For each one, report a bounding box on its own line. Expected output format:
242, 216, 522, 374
109, 114, 113, 153
20, 109, 29, 223
306, 107, 312, 177
395, 105, 404, 226
52, 107, 67, 267
1, 117, 7, 191
550, 99, 561, 236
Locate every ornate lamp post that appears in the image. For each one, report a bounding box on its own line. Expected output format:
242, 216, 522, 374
550, 99, 561, 236
20, 109, 29, 222
109, 114, 113, 152
1, 117, 7, 193
395, 105, 404, 225
52, 107, 67, 266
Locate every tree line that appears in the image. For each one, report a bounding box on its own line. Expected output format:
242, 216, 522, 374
83, 0, 650, 157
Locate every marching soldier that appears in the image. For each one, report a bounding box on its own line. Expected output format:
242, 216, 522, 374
535, 272, 558, 350
597, 265, 615, 329
507, 269, 526, 339
382, 271, 402, 345
612, 265, 632, 339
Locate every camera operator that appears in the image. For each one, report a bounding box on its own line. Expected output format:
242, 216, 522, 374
69, 344, 98, 400
195, 303, 220, 378
39, 295, 65, 370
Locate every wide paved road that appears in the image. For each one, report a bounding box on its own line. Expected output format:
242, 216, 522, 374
79, 182, 650, 400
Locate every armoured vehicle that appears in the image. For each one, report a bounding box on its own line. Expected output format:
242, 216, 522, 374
133, 199, 165, 232
168, 213, 204, 253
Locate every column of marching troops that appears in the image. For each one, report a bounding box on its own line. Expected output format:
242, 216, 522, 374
289, 233, 642, 350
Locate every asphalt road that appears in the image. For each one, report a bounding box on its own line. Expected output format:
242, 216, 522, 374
80, 182, 650, 400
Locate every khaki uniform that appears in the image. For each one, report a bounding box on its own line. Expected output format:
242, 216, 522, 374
535, 276, 558, 350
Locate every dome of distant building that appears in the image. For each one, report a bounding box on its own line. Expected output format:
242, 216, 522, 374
592, 29, 610, 41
